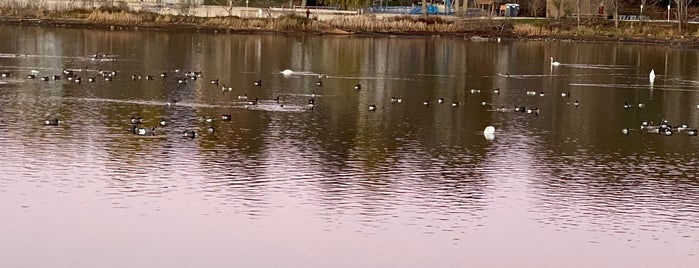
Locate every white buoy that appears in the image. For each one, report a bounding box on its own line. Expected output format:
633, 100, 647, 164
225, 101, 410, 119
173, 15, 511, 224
281, 69, 294, 76
649, 69, 656, 84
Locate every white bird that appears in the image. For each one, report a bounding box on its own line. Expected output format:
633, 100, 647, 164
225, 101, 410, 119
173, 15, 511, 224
550, 57, 560, 66
281, 69, 294, 76
649, 69, 656, 84
483, 126, 495, 140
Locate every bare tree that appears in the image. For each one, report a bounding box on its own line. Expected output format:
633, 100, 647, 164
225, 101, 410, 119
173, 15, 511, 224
422, 0, 427, 15
605, 0, 619, 27
211, 0, 243, 16
576, 0, 580, 27
673, 0, 695, 34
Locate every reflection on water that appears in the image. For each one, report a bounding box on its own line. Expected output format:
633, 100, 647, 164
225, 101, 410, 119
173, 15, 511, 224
0, 25, 698, 267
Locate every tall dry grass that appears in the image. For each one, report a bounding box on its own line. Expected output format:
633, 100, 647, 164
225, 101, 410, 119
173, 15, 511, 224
514, 19, 699, 40
325, 15, 512, 34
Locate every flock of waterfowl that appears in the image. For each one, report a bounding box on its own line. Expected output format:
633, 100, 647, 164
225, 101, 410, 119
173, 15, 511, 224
1, 55, 696, 140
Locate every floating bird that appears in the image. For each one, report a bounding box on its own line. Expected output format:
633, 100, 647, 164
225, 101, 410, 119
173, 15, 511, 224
438, 98, 444, 104
451, 101, 460, 107
624, 102, 632, 109
354, 84, 361, 90
422, 100, 429, 106
281, 69, 294, 76
687, 129, 698, 136
316, 80, 323, 86
390, 97, 402, 103
183, 130, 196, 138
130, 117, 143, 124
253, 80, 262, 86
0, 72, 10, 77
159, 119, 167, 126
27, 74, 36, 79
574, 100, 580, 107
622, 128, 630, 135
222, 114, 232, 121
550, 57, 560, 66
368, 104, 377, 111
649, 69, 656, 84
493, 88, 500, 94
207, 126, 215, 133
44, 118, 59, 126
483, 126, 495, 135
160, 72, 167, 78
638, 103, 645, 108
238, 94, 248, 100
561, 92, 570, 97
210, 79, 219, 85
40, 76, 49, 81
274, 96, 281, 103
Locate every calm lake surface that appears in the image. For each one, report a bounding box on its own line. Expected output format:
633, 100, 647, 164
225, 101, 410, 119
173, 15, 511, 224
1, 25, 698, 267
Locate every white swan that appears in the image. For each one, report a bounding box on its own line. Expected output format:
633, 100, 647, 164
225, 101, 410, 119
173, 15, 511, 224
649, 69, 656, 84
281, 69, 294, 76
550, 57, 560, 66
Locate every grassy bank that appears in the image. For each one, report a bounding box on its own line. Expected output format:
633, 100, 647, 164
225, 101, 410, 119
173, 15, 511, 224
0, 5, 697, 45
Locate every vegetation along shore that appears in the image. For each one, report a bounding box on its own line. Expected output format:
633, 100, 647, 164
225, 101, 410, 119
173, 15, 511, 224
0, 1, 697, 46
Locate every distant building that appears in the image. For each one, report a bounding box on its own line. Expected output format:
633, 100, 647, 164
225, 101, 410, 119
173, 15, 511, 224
546, 0, 605, 18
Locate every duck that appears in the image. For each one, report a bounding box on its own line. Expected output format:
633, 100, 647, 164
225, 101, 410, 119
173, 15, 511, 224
390, 97, 402, 103
573, 100, 580, 107
88, 77, 96, 83
623, 102, 632, 109
316, 80, 323, 86
221, 85, 232, 92
274, 96, 281, 104
27, 74, 36, 79
526, 90, 537, 96
237, 94, 248, 100
130, 116, 143, 124
637, 103, 645, 108
526, 106, 540, 115
52, 75, 61, 81
307, 98, 316, 108
422, 100, 429, 106
561, 92, 570, 97
145, 75, 154, 80
451, 101, 460, 107
438, 98, 444, 104
368, 104, 377, 111
470, 88, 481, 94
183, 130, 196, 138
210, 79, 219, 85
222, 114, 232, 121
247, 98, 259, 106
136, 127, 156, 136
687, 129, 698, 136
44, 118, 59, 126
253, 80, 262, 86
354, 84, 361, 90
160, 72, 167, 78
622, 128, 630, 135
207, 126, 215, 133
159, 119, 167, 127
1, 72, 10, 78
40, 76, 49, 81
493, 88, 500, 94
550, 57, 561, 66
177, 78, 187, 84
538, 91, 545, 97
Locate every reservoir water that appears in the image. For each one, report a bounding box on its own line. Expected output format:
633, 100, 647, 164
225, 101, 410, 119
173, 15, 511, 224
0, 25, 698, 267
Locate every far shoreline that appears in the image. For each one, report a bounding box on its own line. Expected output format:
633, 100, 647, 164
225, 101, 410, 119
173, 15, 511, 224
0, 8, 697, 48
